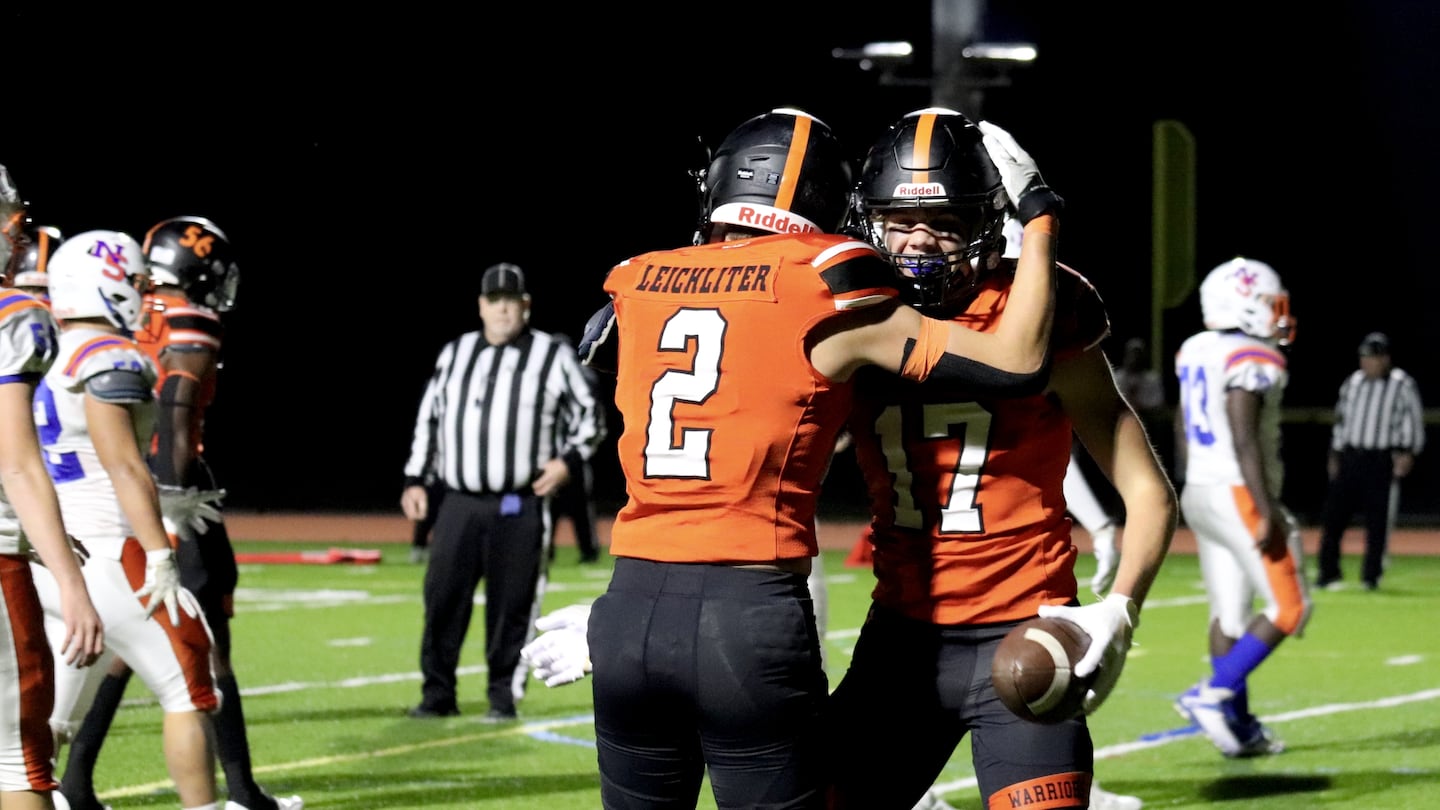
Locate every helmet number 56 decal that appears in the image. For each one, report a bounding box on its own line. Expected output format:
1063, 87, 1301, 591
644, 308, 725, 479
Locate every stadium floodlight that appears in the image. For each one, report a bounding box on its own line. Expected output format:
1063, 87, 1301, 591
831, 41, 915, 72
960, 42, 1038, 63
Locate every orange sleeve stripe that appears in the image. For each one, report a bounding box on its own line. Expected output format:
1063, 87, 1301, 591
899, 317, 949, 382
1024, 213, 1059, 236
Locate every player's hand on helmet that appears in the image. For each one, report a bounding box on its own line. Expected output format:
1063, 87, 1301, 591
134, 548, 201, 627
1037, 593, 1138, 714
521, 603, 593, 688
157, 485, 225, 538
977, 120, 1064, 224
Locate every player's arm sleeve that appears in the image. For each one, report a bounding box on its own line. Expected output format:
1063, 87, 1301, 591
897, 317, 1052, 395
152, 370, 201, 486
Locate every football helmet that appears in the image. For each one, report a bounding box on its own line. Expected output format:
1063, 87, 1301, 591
48, 230, 149, 331
853, 107, 1008, 312
12, 224, 62, 291
693, 107, 851, 244
142, 216, 240, 312
1199, 256, 1295, 345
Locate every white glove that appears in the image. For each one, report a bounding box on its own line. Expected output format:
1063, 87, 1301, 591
157, 485, 225, 538
134, 549, 201, 626
521, 603, 593, 688
536, 603, 592, 635
977, 120, 1063, 224
523, 628, 591, 687
1037, 593, 1138, 715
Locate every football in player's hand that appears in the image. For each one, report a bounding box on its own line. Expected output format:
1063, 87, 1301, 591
991, 615, 1095, 724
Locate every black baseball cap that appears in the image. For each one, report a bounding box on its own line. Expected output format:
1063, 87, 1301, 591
481, 262, 526, 297
1358, 331, 1391, 356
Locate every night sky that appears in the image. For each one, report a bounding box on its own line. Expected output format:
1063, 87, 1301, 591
7, 2, 1438, 519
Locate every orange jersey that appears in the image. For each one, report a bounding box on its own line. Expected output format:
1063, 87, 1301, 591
606, 233, 899, 564
137, 291, 223, 456
849, 263, 1109, 624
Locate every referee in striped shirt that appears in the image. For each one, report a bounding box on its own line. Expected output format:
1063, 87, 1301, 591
1316, 331, 1425, 591
401, 262, 606, 720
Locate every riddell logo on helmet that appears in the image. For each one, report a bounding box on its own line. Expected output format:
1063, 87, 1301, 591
734, 206, 815, 234
895, 182, 947, 198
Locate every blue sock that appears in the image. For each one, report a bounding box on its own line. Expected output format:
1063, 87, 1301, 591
1210, 633, 1271, 693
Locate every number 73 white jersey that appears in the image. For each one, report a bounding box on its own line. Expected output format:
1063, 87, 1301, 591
33, 326, 157, 557
1174, 329, 1288, 495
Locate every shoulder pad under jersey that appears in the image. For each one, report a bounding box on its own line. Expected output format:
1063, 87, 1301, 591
0, 292, 59, 379
85, 368, 154, 404
62, 335, 157, 394
159, 303, 223, 351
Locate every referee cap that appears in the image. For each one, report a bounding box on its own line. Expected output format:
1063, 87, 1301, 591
1358, 331, 1390, 356
481, 262, 526, 297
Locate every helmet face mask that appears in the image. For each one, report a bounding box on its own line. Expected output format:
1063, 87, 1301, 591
853, 107, 1008, 313
48, 230, 149, 332
142, 216, 240, 312
1199, 257, 1296, 345
865, 203, 1006, 310
694, 108, 851, 244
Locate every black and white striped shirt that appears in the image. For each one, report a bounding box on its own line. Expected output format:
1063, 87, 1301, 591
1330, 368, 1426, 455
404, 328, 606, 494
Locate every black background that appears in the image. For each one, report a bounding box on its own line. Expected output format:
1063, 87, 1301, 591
7, 2, 1438, 521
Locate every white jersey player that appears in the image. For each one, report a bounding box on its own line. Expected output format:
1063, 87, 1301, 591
28, 230, 222, 810
0, 166, 105, 806
1172, 256, 1311, 758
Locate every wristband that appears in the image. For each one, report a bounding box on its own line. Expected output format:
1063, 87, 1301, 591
146, 548, 174, 563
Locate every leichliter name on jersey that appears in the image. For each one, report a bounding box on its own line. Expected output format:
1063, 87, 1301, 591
630, 263, 775, 300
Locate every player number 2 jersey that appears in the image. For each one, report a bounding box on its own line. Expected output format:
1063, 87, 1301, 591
34, 326, 158, 557
605, 232, 899, 564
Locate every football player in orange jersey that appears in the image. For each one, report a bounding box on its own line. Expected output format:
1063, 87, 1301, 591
0, 165, 105, 810
56, 217, 301, 810
823, 108, 1176, 810
575, 107, 1061, 809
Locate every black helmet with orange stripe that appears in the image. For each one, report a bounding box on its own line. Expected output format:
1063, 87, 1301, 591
693, 107, 852, 244
13, 224, 62, 294
142, 215, 240, 312
854, 107, 1008, 312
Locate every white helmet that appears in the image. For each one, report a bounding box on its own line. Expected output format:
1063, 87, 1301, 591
49, 230, 149, 331
1199, 256, 1295, 344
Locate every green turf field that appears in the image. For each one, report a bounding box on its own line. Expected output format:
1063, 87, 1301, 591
80, 541, 1440, 809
